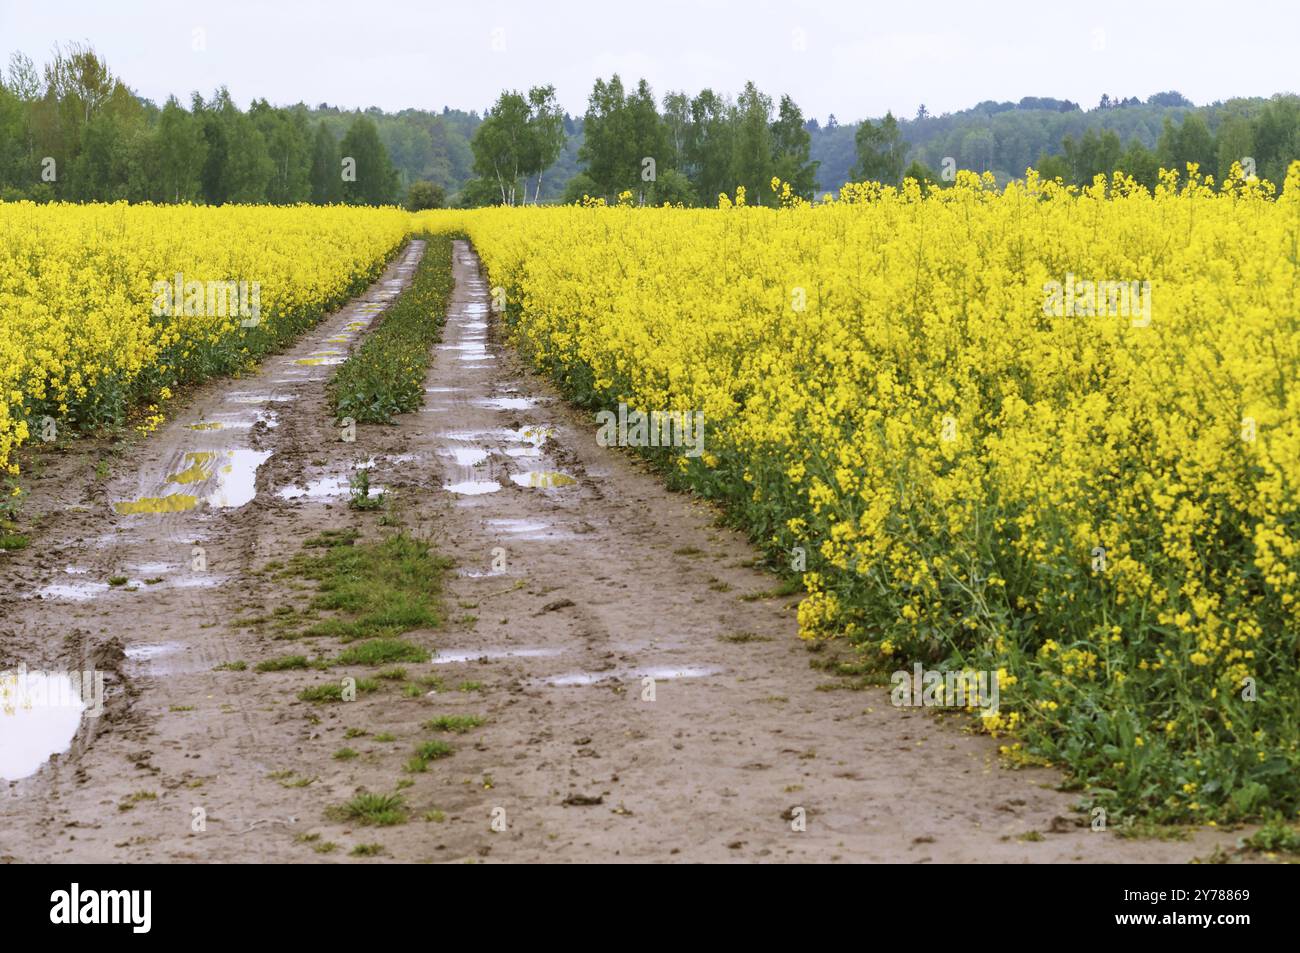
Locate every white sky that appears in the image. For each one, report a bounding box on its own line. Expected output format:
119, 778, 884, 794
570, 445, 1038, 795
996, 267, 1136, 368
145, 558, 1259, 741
2, 0, 1296, 121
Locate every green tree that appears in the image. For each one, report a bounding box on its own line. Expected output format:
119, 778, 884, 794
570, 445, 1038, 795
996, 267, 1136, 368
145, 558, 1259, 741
309, 120, 340, 203
1034, 151, 1071, 183
578, 75, 669, 200
730, 81, 773, 203
852, 111, 906, 185
339, 114, 398, 204
405, 179, 445, 210
471, 90, 531, 204
561, 171, 599, 204
524, 85, 565, 203
1156, 113, 1216, 182
156, 96, 206, 202
770, 94, 818, 199
252, 100, 311, 203
687, 89, 735, 205
1062, 128, 1121, 183
1117, 139, 1159, 191
901, 158, 937, 186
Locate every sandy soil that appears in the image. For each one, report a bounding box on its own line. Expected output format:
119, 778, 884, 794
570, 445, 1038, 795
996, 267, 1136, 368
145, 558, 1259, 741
0, 239, 1253, 863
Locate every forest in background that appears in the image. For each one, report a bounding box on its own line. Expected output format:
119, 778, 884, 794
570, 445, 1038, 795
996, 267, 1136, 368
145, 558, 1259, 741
2, 43, 1299, 207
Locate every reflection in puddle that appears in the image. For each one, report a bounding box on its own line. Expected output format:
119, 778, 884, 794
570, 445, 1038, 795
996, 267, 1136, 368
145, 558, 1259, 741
0, 669, 87, 781
457, 567, 509, 578
113, 494, 199, 515
475, 397, 542, 410
125, 643, 182, 663
167, 451, 216, 485
205, 448, 272, 508
131, 562, 173, 574
115, 448, 270, 513
277, 475, 383, 500
34, 580, 110, 601
430, 647, 564, 664
441, 426, 552, 446
444, 480, 502, 495
487, 519, 550, 535
230, 393, 297, 404
543, 665, 721, 687
190, 410, 278, 431
511, 471, 577, 489
439, 446, 490, 467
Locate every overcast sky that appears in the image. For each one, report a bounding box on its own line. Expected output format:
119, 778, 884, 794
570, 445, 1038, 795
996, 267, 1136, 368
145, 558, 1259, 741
2, 0, 1297, 121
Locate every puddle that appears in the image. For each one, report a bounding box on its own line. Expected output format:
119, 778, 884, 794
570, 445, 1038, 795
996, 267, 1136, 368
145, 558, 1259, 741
230, 393, 298, 404
0, 669, 88, 781
114, 448, 270, 513
511, 471, 577, 489
125, 643, 182, 664
475, 397, 542, 410
430, 647, 564, 665
520, 426, 554, 447
278, 476, 383, 501
192, 410, 277, 431
130, 562, 174, 575
34, 580, 110, 601
439, 446, 490, 467
444, 480, 502, 495
167, 573, 228, 589
293, 356, 344, 366
487, 519, 550, 534
543, 665, 721, 687
167, 451, 217, 485
441, 427, 551, 446
204, 448, 272, 508
113, 494, 199, 515
637, 665, 723, 680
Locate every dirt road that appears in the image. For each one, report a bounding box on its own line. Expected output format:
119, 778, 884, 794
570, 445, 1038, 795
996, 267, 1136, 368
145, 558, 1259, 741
0, 240, 1246, 862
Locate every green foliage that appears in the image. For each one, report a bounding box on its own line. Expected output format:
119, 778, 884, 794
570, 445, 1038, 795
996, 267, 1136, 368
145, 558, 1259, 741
328, 234, 456, 423
292, 529, 448, 643
405, 179, 445, 210
471, 85, 565, 205
852, 111, 907, 185
340, 114, 399, 204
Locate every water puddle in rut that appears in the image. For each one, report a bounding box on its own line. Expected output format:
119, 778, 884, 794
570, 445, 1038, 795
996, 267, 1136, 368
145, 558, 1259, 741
0, 669, 88, 781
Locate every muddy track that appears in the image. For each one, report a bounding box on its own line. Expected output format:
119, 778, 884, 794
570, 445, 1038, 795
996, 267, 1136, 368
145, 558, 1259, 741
0, 240, 1246, 863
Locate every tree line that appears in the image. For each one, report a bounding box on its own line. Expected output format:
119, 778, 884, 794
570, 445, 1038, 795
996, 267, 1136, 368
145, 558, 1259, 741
5, 43, 1300, 207
0, 44, 432, 207
849, 92, 1300, 192
467, 76, 820, 206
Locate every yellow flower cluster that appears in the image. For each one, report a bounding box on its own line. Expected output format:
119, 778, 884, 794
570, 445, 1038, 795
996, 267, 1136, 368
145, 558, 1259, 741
0, 201, 410, 474
421, 163, 1300, 819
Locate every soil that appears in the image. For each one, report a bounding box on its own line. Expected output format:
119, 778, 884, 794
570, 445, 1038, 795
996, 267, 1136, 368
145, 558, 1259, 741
0, 239, 1253, 863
